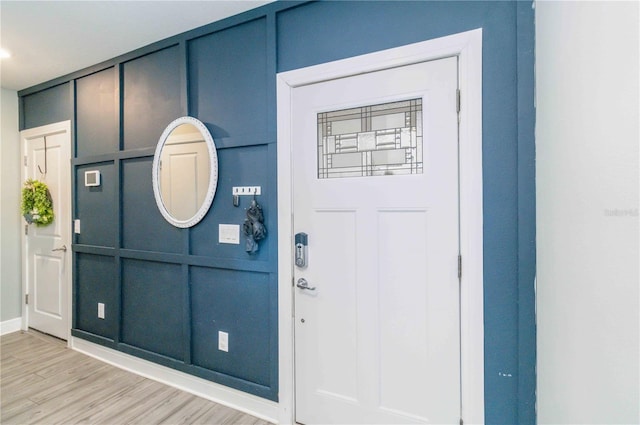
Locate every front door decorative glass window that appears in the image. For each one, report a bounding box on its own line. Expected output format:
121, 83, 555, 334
317, 98, 423, 179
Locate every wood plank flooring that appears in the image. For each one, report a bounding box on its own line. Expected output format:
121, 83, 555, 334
0, 330, 273, 425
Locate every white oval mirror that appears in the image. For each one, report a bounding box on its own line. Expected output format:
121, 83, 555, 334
152, 116, 218, 228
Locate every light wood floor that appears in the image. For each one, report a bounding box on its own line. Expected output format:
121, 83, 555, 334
0, 330, 272, 425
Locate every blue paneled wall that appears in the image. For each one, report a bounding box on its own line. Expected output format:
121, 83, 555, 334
18, 1, 535, 422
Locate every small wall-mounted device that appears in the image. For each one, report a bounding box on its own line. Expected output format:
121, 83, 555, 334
84, 170, 101, 187
295, 232, 308, 268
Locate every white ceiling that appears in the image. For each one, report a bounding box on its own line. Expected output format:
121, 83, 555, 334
0, 1, 273, 91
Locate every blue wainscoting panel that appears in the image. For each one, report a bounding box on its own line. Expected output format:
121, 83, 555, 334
123, 46, 183, 151
121, 157, 182, 253
75, 253, 116, 340
75, 162, 116, 247
76, 67, 118, 157
21, 83, 71, 130
191, 145, 270, 262
121, 258, 184, 360
188, 18, 269, 148
191, 267, 271, 387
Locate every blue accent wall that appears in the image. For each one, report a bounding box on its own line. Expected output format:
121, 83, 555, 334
123, 46, 183, 151
188, 18, 270, 146
18, 1, 536, 421
76, 68, 117, 157
76, 162, 116, 246
20, 82, 71, 130
75, 253, 116, 339
516, 2, 537, 423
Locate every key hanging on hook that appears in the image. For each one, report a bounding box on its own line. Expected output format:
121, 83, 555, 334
37, 136, 48, 175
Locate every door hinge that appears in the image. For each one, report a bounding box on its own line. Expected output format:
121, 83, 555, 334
456, 89, 461, 113
25, 224, 29, 235
24, 155, 27, 166
458, 254, 462, 280
25, 294, 29, 305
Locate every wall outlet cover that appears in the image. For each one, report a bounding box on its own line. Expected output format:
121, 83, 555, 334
218, 331, 229, 352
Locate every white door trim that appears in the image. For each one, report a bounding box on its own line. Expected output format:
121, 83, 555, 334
277, 29, 484, 424
21, 120, 72, 344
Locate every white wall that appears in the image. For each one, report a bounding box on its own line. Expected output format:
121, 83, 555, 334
536, 1, 639, 423
0, 88, 23, 325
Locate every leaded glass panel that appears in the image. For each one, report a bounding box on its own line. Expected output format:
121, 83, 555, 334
317, 98, 423, 179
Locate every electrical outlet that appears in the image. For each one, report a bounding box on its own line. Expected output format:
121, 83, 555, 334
97, 302, 105, 319
218, 331, 228, 352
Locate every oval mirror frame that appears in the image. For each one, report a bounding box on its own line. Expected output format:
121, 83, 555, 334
152, 116, 218, 228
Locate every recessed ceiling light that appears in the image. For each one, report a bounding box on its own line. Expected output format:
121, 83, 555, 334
0, 48, 11, 59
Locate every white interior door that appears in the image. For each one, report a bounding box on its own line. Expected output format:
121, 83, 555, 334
22, 121, 71, 340
293, 57, 460, 424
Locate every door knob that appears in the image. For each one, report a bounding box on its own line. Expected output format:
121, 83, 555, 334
296, 278, 316, 291
52, 245, 67, 252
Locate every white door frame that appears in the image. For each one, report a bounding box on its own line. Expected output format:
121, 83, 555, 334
21, 120, 72, 344
276, 29, 484, 424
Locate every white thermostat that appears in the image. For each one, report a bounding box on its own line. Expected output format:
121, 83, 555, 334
84, 170, 101, 187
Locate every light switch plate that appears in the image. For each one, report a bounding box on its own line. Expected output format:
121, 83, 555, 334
97, 303, 105, 319
74, 219, 81, 234
219, 224, 240, 244
218, 331, 229, 352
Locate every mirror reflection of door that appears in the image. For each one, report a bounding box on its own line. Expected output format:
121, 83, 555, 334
159, 123, 211, 221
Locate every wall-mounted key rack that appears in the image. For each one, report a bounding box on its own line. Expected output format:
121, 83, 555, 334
232, 186, 261, 207
232, 186, 261, 196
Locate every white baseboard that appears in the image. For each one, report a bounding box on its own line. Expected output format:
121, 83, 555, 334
71, 337, 279, 424
0, 317, 23, 336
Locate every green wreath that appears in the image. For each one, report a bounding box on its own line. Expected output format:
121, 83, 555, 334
22, 179, 54, 226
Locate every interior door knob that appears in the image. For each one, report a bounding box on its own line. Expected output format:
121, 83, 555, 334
52, 244, 67, 252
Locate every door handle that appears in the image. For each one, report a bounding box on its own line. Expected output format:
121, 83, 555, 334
296, 278, 316, 291
52, 245, 67, 253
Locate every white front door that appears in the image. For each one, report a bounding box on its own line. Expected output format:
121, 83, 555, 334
292, 57, 460, 424
21, 121, 71, 340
